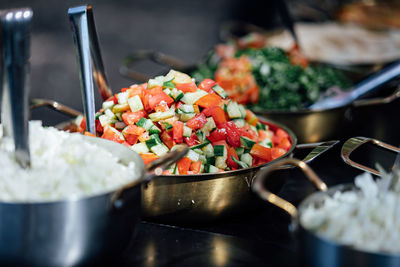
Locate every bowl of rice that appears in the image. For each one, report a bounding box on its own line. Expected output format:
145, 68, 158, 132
0, 121, 185, 266
252, 158, 400, 267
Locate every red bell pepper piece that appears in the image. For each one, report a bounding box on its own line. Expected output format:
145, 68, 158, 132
189, 161, 202, 174
245, 109, 258, 126
278, 137, 291, 151
226, 147, 239, 169
272, 128, 289, 146
271, 147, 287, 160
160, 131, 174, 149
202, 106, 227, 126
141, 154, 159, 165
148, 92, 174, 111
207, 128, 227, 142
186, 113, 207, 130
122, 125, 145, 146
101, 125, 124, 144
177, 157, 192, 175
175, 82, 197, 93
250, 144, 272, 161
95, 119, 103, 133
198, 79, 217, 92
184, 133, 199, 147
195, 93, 223, 108
221, 121, 241, 148
173, 121, 184, 144
122, 110, 147, 125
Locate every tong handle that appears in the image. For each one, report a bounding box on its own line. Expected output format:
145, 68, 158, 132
1, 8, 33, 168
68, 5, 112, 134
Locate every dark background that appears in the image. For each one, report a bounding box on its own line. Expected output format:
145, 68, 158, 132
0, 0, 287, 126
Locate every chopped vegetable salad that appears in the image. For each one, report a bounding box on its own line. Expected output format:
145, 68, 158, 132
78, 70, 292, 174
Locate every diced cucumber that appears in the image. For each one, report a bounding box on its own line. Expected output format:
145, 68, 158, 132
151, 143, 169, 157
102, 100, 114, 110
205, 164, 219, 173
213, 145, 225, 157
238, 104, 246, 118
117, 92, 129, 104
183, 126, 192, 137
163, 88, 172, 95
131, 142, 149, 154
147, 76, 165, 88
259, 138, 273, 148
256, 122, 267, 130
206, 156, 215, 165
173, 163, 179, 174
165, 69, 192, 84
202, 143, 214, 157
235, 147, 245, 156
170, 88, 184, 101
250, 125, 258, 135
191, 141, 210, 150
227, 101, 242, 119
136, 117, 147, 127
231, 156, 249, 169
149, 108, 175, 121
193, 148, 204, 155
200, 117, 216, 136
215, 156, 227, 169
148, 125, 161, 134
163, 80, 175, 89
233, 119, 246, 128
181, 90, 208, 105
240, 153, 253, 167
162, 122, 173, 131
128, 95, 144, 112
112, 103, 130, 114
199, 155, 207, 164
99, 114, 113, 127
145, 138, 159, 148
240, 136, 256, 149
108, 126, 125, 141
196, 130, 205, 142
179, 113, 196, 122
104, 109, 116, 119
178, 104, 195, 114
212, 84, 228, 99
115, 113, 123, 122
186, 150, 200, 162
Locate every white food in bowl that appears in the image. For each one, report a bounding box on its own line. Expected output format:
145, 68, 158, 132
300, 171, 400, 254
0, 121, 139, 202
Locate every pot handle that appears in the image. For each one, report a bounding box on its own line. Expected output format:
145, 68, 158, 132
111, 145, 189, 210
252, 158, 327, 218
341, 136, 399, 176
30, 98, 82, 118
352, 86, 400, 107
295, 140, 339, 164
120, 50, 189, 83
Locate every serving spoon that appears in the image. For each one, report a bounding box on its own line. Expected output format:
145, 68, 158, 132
68, 5, 112, 135
0, 8, 33, 168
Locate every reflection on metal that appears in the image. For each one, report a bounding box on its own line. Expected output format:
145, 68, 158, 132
212, 236, 229, 267
30, 99, 82, 118
341, 136, 399, 176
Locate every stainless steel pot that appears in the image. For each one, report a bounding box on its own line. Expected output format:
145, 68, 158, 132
252, 158, 400, 267
30, 100, 338, 223
341, 136, 400, 176
0, 136, 187, 267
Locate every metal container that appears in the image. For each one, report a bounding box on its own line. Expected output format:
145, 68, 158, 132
252, 158, 400, 267
0, 136, 187, 267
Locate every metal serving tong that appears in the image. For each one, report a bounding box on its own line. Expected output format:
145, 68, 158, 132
68, 5, 112, 135
0, 8, 33, 168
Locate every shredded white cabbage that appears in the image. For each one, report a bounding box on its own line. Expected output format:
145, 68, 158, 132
0, 121, 140, 202
300, 171, 400, 254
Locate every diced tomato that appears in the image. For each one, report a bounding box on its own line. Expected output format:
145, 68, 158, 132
207, 128, 227, 142
255, 158, 269, 166
147, 86, 163, 96
173, 121, 184, 144
239, 125, 258, 141
128, 86, 146, 101
221, 121, 241, 148
160, 131, 174, 149
278, 137, 291, 151
226, 147, 239, 169
80, 117, 86, 132
271, 147, 287, 160
177, 157, 191, 175
250, 144, 272, 161
184, 133, 199, 147
245, 110, 258, 126
186, 113, 207, 130
198, 79, 217, 92
148, 92, 174, 111
141, 154, 159, 165
101, 125, 124, 144
155, 101, 169, 112
122, 125, 145, 146
272, 128, 289, 145
95, 119, 103, 133
193, 104, 200, 114
138, 131, 150, 142
195, 93, 223, 108
122, 110, 147, 125
258, 130, 271, 141
175, 82, 197, 93
189, 161, 202, 174
121, 88, 129, 92
202, 106, 227, 126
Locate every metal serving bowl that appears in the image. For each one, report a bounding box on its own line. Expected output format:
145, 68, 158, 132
0, 136, 187, 266
252, 158, 400, 267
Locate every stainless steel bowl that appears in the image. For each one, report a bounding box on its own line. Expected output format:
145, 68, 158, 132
0, 136, 187, 266
253, 158, 400, 267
